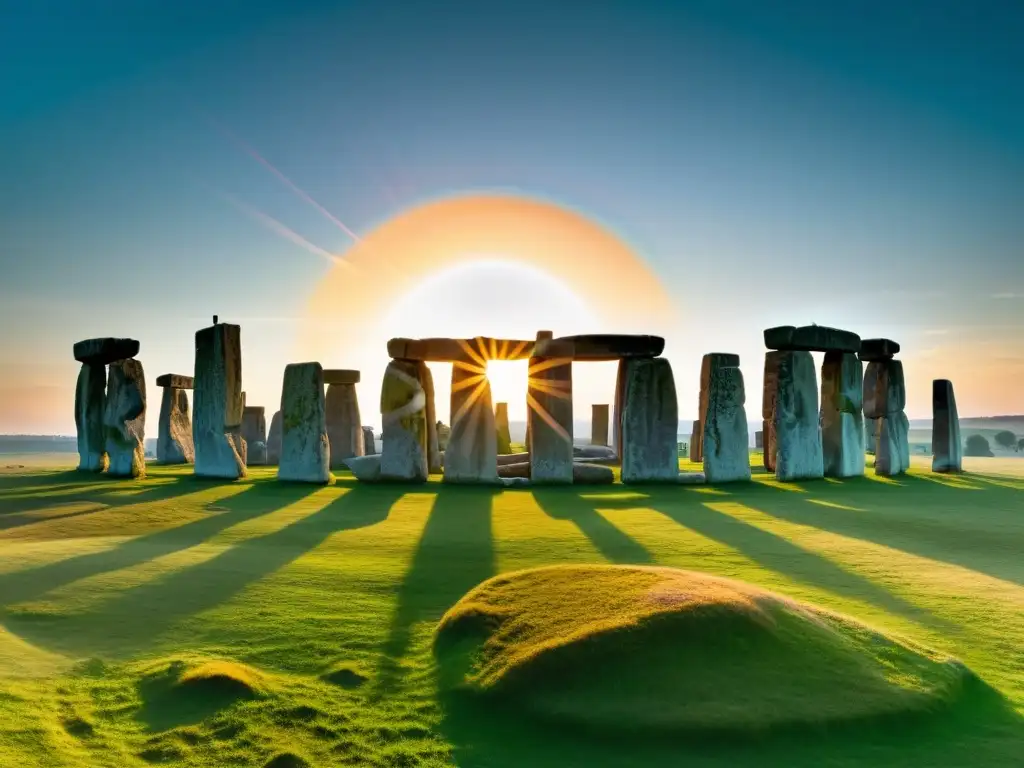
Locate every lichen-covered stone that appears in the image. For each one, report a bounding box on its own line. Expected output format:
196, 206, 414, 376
495, 402, 513, 454
695, 353, 741, 465
74, 337, 139, 365
932, 379, 962, 473
820, 351, 865, 478
193, 323, 246, 479
104, 358, 146, 478
528, 354, 573, 484
764, 325, 860, 353
267, 411, 282, 465
765, 351, 823, 482
702, 365, 751, 483
590, 403, 609, 447
380, 359, 428, 482
362, 426, 376, 455
278, 362, 330, 483
75, 362, 108, 472
157, 387, 193, 463
621, 358, 679, 484
445, 358, 499, 484
326, 383, 364, 468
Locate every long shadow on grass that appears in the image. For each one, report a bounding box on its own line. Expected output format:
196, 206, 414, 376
373, 485, 499, 698
0, 471, 198, 517
747, 475, 1024, 587
532, 488, 654, 564
5, 482, 407, 657
439, 671, 1024, 768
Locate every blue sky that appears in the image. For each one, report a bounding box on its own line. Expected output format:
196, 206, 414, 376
1, 0, 1022, 433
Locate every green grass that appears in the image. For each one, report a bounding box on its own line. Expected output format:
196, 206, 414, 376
0, 455, 1022, 766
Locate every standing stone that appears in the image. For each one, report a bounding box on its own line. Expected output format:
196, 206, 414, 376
265, 411, 282, 465
422, 365, 441, 474
445, 358, 499, 484
702, 365, 751, 483
193, 322, 246, 479
591, 403, 609, 447
755, 430, 764, 450
528, 349, 573, 484
278, 362, 330, 483
864, 359, 909, 476
621, 357, 679, 484
104, 359, 146, 478
241, 406, 267, 465
865, 418, 878, 455
326, 383, 364, 468
690, 420, 703, 462
820, 351, 865, 478
695, 353, 740, 465
157, 387, 194, 463
764, 351, 823, 481
612, 359, 626, 460
495, 402, 513, 454
362, 426, 376, 455
75, 363, 108, 472
436, 421, 451, 451
380, 359, 429, 482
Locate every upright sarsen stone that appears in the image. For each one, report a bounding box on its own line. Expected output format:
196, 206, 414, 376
695, 353, 740, 466
267, 411, 282, 465
362, 426, 376, 455
765, 350, 823, 481
495, 402, 513, 454
820, 351, 865, 478
591, 403, 609, 447
702, 365, 751, 483
380, 359, 429, 482
621, 357, 679, 484
193, 322, 246, 479
278, 362, 330, 483
325, 383, 364, 468
444, 358, 499, 484
157, 386, 194, 463
932, 379, 962, 473
104, 358, 147, 478
864, 359, 909, 476
690, 420, 703, 462
75, 363, 108, 472
241, 406, 267, 465
528, 349, 573, 484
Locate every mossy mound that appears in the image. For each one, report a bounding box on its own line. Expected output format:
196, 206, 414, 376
435, 565, 970, 733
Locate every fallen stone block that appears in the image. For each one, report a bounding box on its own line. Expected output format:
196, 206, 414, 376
498, 452, 530, 466
501, 476, 531, 489
345, 453, 382, 482
764, 325, 860, 353
498, 461, 530, 479
677, 471, 706, 484
74, 337, 140, 366
572, 462, 615, 484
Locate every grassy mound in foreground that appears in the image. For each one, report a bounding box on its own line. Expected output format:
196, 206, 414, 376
435, 565, 970, 732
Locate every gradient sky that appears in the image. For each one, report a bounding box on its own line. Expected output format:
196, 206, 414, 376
1, 0, 1022, 434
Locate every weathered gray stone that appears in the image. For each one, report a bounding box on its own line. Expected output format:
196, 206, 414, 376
620, 357, 679, 484
278, 362, 330, 483
248, 441, 267, 465
422, 365, 441, 474
445, 358, 499, 484
695, 353, 741, 465
267, 411, 282, 465
74, 337, 139, 366
240, 406, 266, 465
501, 476, 531, 489
690, 419, 703, 462
387, 336, 534, 362
702, 365, 751, 483
765, 351, 823, 481
157, 387, 193, 463
498, 451, 530, 466
380, 359, 429, 482
345, 453, 382, 482
326, 383, 364, 468
820, 351, 865, 478
497, 461, 530, 479
865, 418, 878, 455
362, 426, 376, 455
573, 462, 615, 484
755, 430, 764, 450
864, 360, 906, 419
574, 445, 617, 460
155, 374, 194, 389
104, 358, 146, 478
677, 471, 706, 484
528, 354, 573, 484
764, 325, 860, 353
436, 421, 451, 451
591, 403, 609, 447
535, 334, 665, 361
193, 323, 246, 479
858, 338, 900, 362
495, 402, 512, 454
323, 369, 360, 385
875, 413, 910, 476
75, 362, 108, 472
932, 380, 962, 473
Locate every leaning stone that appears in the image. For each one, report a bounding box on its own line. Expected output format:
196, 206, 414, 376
573, 462, 615, 484
763, 325, 860, 353
157, 386, 194, 463
193, 322, 246, 479
591, 403, 610, 446
536, 334, 665, 361
864, 360, 906, 418
104, 358, 147, 478
932, 380, 962, 473
380, 359, 429, 482
362, 426, 376, 455
765, 350, 823, 481
267, 411, 282, 465
528, 353, 573, 484
690, 419, 703, 462
323, 369, 360, 385
155, 374, 194, 390
621, 357, 679, 484
858, 338, 901, 362
74, 337, 140, 366
702, 366, 751, 483
75, 363, 108, 472
445, 358, 499, 484
498, 461, 531, 479
677, 471, 706, 484
345, 453, 382, 482
278, 362, 331, 484
495, 402, 512, 454
820, 351, 865, 478
326, 383, 364, 468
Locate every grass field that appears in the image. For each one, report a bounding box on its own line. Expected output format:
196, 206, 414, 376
1, 454, 1022, 767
